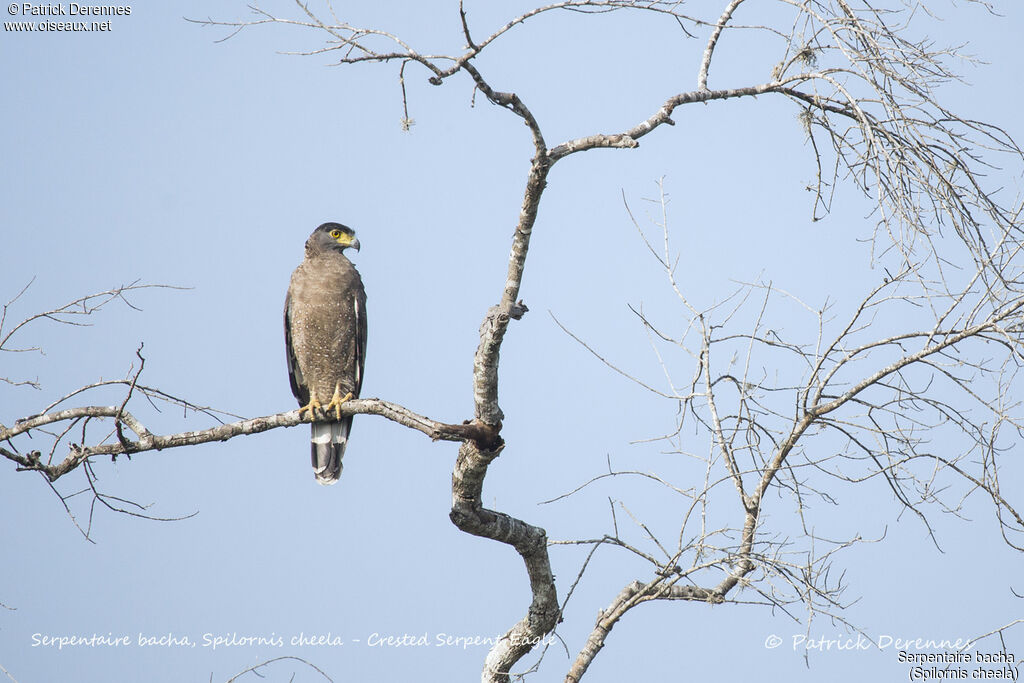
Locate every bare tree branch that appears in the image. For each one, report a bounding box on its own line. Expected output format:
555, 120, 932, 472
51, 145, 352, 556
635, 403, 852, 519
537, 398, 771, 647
2, 396, 495, 483
224, 655, 333, 683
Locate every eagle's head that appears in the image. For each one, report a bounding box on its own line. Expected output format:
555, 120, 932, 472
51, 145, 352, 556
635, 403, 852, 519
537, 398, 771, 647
306, 222, 361, 256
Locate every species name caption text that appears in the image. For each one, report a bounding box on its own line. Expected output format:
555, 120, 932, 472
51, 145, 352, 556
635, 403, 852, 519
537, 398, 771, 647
901, 650, 1020, 682
5, 3, 130, 32
762, 634, 1019, 681
30, 631, 557, 651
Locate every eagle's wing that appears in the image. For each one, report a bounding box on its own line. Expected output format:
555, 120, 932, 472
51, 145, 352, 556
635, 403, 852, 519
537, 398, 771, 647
353, 287, 367, 398
283, 291, 309, 406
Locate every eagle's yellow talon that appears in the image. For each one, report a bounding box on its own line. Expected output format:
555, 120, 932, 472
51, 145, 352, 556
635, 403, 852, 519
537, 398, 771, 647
324, 386, 353, 421
298, 393, 322, 420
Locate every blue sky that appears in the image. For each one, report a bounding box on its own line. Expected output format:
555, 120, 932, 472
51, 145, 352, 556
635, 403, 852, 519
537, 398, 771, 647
2, 2, 1022, 681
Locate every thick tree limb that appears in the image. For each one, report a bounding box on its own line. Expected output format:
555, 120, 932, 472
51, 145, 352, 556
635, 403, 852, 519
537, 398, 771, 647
450, 441, 559, 682
458, 59, 559, 682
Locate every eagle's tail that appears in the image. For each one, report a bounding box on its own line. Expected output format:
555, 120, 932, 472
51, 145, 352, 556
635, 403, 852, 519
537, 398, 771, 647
310, 419, 350, 485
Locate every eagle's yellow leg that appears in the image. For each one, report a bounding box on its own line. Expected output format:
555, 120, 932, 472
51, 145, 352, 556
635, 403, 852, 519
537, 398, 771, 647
298, 390, 323, 420
324, 384, 353, 421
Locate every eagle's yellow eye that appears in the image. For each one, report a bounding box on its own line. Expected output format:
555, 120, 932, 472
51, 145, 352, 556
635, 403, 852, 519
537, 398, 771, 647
330, 230, 342, 239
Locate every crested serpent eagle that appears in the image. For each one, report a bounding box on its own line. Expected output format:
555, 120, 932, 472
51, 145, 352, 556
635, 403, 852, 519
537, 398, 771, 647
284, 222, 367, 485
